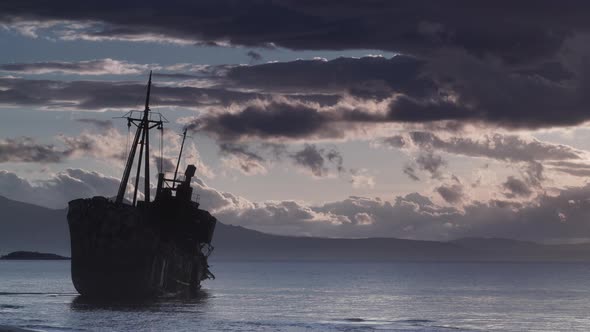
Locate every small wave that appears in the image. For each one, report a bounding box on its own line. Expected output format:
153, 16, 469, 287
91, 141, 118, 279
22, 325, 83, 332
343, 318, 366, 322
397, 319, 435, 324
0, 304, 23, 309
329, 318, 395, 326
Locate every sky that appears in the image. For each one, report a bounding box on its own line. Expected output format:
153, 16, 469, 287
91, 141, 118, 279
2, 1, 590, 243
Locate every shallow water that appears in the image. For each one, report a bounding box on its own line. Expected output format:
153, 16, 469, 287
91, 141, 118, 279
1, 260, 590, 331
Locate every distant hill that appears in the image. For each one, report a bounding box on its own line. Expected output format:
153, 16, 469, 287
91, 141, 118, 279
0, 196, 70, 256
2, 195, 590, 261
1, 251, 69, 260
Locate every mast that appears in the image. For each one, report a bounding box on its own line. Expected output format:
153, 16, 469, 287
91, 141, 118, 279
115, 71, 157, 205
173, 128, 188, 186
143, 72, 152, 203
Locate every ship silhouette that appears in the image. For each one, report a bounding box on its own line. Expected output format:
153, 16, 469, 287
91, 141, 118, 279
67, 72, 216, 298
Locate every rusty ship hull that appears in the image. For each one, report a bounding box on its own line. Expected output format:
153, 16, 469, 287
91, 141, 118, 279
68, 196, 215, 298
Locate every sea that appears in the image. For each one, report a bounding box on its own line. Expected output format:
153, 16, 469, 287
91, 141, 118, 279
1, 261, 590, 331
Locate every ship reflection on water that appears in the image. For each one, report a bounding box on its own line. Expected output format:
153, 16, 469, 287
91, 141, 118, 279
70, 289, 210, 311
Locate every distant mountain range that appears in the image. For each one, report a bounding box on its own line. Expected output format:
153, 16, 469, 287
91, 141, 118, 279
2, 195, 590, 262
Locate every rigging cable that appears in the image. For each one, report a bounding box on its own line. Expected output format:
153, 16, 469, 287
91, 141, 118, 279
159, 124, 164, 173
124, 118, 132, 202
125, 119, 131, 160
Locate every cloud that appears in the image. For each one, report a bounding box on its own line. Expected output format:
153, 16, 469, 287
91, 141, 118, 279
58, 129, 126, 161
0, 58, 151, 75
290, 144, 343, 177
218, 143, 267, 175
246, 50, 263, 63
502, 176, 533, 198
436, 183, 464, 204
6, 4, 590, 134
547, 161, 590, 177
75, 118, 114, 130
212, 141, 345, 178
3, 51, 590, 136
214, 49, 590, 131
403, 164, 420, 181
0, 168, 120, 208
415, 152, 445, 179
6, 167, 590, 242
190, 99, 333, 140
226, 55, 432, 99
350, 169, 376, 189
0, 137, 70, 163
186, 49, 590, 142
383, 131, 583, 163
215, 184, 590, 243
0, 77, 263, 111
415, 49, 590, 129
1, 1, 587, 63
0, 130, 126, 164
154, 156, 176, 174
181, 143, 216, 179
399, 150, 446, 181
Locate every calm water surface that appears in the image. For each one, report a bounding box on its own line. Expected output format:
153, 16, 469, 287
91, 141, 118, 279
1, 261, 590, 331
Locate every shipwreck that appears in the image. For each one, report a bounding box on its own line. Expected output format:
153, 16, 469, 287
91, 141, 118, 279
67, 72, 216, 298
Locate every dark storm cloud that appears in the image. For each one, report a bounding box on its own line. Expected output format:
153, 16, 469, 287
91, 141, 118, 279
4, 3, 590, 138
386, 95, 473, 123
290, 144, 344, 177
190, 51, 590, 139
192, 101, 337, 140
1, 1, 588, 63
224, 54, 586, 128
226, 55, 433, 99
0, 77, 263, 110
3, 54, 590, 136
0, 76, 343, 113
152, 73, 201, 80
418, 49, 590, 129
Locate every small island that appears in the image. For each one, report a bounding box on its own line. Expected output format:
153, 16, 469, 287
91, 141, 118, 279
0, 251, 70, 260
